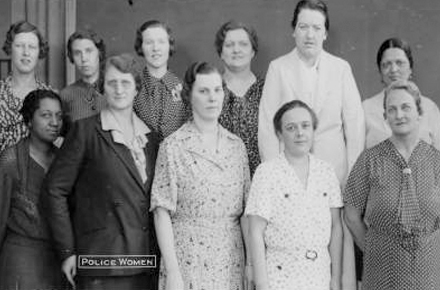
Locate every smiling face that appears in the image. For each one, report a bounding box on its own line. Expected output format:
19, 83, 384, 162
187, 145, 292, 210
104, 65, 137, 112
71, 38, 100, 83
220, 28, 255, 71
293, 8, 327, 61
380, 48, 412, 86
190, 72, 224, 122
278, 107, 314, 157
30, 97, 63, 143
385, 88, 420, 137
11, 32, 40, 74
141, 26, 170, 72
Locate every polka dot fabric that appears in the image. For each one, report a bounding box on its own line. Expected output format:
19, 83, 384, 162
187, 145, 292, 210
344, 139, 440, 290
245, 154, 342, 290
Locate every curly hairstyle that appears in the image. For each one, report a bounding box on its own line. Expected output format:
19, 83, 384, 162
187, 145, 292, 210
3, 20, 49, 59
134, 20, 175, 57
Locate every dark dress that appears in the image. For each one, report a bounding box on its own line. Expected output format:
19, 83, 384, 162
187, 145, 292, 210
219, 77, 264, 177
134, 68, 190, 141
0, 139, 65, 290
344, 139, 440, 290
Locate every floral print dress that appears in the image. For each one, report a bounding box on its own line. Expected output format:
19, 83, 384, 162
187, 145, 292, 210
0, 76, 51, 152
150, 121, 250, 290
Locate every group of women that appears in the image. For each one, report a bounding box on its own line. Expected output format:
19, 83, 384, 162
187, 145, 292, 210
0, 0, 440, 289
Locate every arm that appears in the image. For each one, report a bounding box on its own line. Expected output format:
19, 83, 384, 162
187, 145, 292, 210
0, 149, 14, 249
43, 121, 87, 285
258, 62, 282, 162
249, 215, 269, 290
341, 63, 365, 183
329, 208, 343, 290
344, 205, 367, 250
425, 97, 440, 150
154, 207, 184, 290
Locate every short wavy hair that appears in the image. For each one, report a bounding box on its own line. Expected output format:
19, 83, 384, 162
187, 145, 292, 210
214, 20, 258, 56
3, 20, 49, 59
383, 80, 422, 117
20, 89, 63, 124
181, 61, 222, 107
134, 20, 175, 57
105, 54, 142, 92
67, 29, 106, 64
291, 0, 329, 31
273, 100, 318, 134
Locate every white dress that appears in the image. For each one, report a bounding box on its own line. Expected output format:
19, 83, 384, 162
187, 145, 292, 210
245, 154, 343, 290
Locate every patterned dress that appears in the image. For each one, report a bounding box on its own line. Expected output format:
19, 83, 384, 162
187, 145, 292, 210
344, 139, 440, 290
245, 154, 342, 290
219, 77, 264, 177
150, 121, 250, 290
134, 68, 190, 141
0, 76, 51, 152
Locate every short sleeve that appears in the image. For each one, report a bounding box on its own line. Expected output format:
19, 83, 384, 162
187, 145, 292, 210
245, 163, 274, 222
343, 149, 371, 213
326, 164, 343, 208
150, 141, 178, 213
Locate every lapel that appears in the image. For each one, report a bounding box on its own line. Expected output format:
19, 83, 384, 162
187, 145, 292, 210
313, 51, 330, 116
95, 120, 145, 190
287, 49, 330, 116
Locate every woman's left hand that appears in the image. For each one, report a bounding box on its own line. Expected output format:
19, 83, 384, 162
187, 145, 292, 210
244, 264, 254, 290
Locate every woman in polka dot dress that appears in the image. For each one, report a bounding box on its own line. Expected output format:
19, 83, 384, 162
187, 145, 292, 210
344, 80, 440, 290
247, 100, 343, 290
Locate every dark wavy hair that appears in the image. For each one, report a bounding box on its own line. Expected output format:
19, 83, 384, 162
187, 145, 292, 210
214, 20, 259, 56
134, 20, 175, 57
3, 20, 49, 59
67, 29, 106, 64
376, 37, 413, 71
181, 61, 222, 107
291, 0, 329, 31
20, 89, 62, 124
105, 54, 143, 92
273, 100, 318, 134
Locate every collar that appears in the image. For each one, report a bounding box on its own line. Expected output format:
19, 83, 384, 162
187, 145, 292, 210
294, 48, 321, 71
101, 109, 150, 147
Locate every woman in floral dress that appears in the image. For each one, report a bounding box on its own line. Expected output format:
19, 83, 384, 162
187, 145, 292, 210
151, 62, 251, 290
247, 100, 343, 290
216, 20, 264, 177
0, 21, 51, 152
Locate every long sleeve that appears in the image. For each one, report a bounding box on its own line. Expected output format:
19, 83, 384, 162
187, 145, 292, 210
43, 121, 87, 261
258, 62, 283, 162
0, 149, 14, 249
424, 97, 440, 150
341, 63, 365, 182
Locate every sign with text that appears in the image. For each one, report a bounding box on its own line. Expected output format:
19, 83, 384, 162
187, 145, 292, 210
78, 255, 156, 269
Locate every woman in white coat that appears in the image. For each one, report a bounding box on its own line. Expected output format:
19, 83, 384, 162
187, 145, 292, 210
258, 0, 364, 288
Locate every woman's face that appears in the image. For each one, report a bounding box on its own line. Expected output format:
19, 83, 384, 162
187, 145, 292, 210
141, 26, 170, 71
190, 72, 224, 122
293, 8, 327, 61
380, 48, 412, 86
11, 32, 40, 74
220, 28, 255, 70
278, 107, 314, 157
385, 89, 420, 137
104, 65, 137, 112
71, 38, 101, 82
30, 98, 63, 143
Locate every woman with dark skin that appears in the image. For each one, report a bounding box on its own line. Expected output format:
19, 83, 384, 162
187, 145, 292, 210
0, 89, 64, 290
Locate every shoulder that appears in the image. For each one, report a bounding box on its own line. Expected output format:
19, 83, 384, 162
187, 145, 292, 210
321, 50, 351, 69
421, 95, 440, 111
0, 145, 17, 174
363, 91, 384, 111
269, 50, 296, 68
59, 81, 82, 99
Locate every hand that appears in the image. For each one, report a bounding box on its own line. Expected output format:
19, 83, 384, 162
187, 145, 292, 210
244, 264, 254, 290
62, 255, 77, 287
166, 270, 184, 290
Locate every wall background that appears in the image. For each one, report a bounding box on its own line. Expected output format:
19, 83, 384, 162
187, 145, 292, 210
55, 0, 440, 103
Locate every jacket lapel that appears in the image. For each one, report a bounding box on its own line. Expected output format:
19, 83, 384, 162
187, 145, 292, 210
96, 123, 145, 189
313, 51, 330, 116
